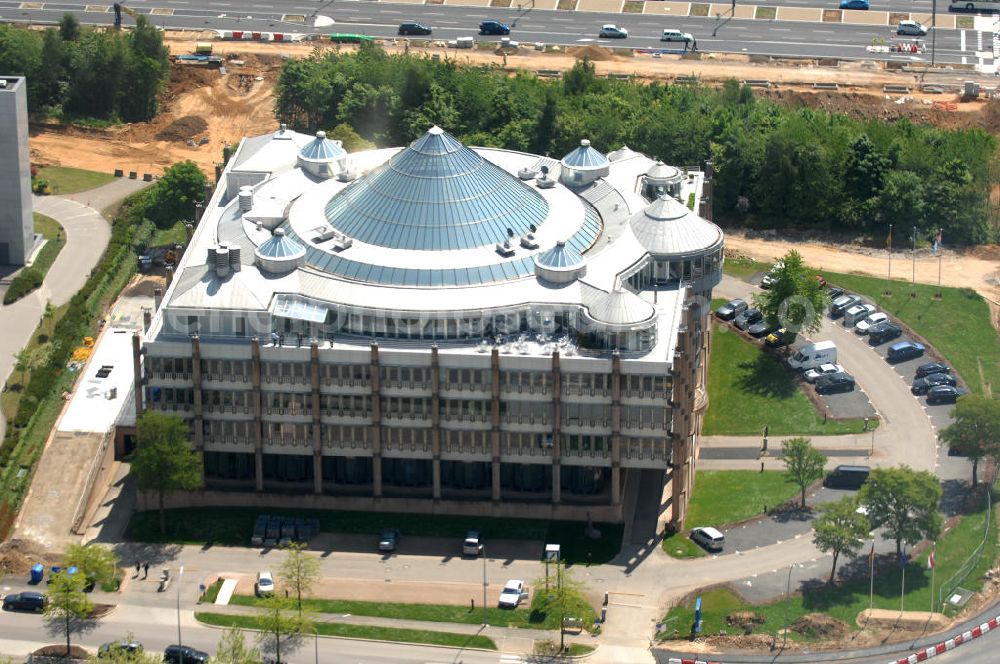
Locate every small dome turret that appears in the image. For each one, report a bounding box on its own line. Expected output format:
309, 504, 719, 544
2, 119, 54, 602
534, 240, 587, 284
298, 130, 347, 179
254, 227, 306, 274
560, 139, 610, 187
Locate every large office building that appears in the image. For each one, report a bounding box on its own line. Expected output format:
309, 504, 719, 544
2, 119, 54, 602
0, 76, 33, 266
134, 125, 723, 525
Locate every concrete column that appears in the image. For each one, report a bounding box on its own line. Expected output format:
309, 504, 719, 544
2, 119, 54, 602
251, 337, 264, 491
191, 335, 204, 452
610, 350, 622, 507
142, 308, 151, 332
490, 348, 501, 502
153, 288, 163, 311
551, 350, 561, 505
370, 342, 382, 498
669, 301, 697, 528
311, 343, 323, 495
431, 345, 441, 500
131, 332, 144, 421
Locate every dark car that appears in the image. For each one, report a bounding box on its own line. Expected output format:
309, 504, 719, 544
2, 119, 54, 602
815, 372, 856, 395
927, 385, 964, 405
398, 22, 432, 36
829, 294, 861, 319
868, 321, 902, 346
98, 641, 143, 658
886, 340, 925, 363
715, 298, 748, 321
2, 591, 47, 612
164, 645, 209, 664
748, 320, 778, 338
915, 362, 950, 379
479, 19, 510, 35
764, 327, 796, 348
378, 528, 401, 552
734, 308, 763, 331
826, 287, 845, 301
911, 373, 957, 395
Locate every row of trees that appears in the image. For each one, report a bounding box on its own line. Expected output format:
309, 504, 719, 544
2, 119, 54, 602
0, 14, 169, 122
275, 46, 996, 244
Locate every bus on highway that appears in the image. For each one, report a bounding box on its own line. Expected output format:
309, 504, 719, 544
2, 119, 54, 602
950, 0, 1000, 11
329, 33, 375, 43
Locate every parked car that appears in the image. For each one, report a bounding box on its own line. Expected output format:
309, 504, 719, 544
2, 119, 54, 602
764, 327, 796, 348
748, 320, 778, 338
854, 312, 888, 335
868, 321, 902, 346
398, 22, 432, 35
498, 579, 529, 608
2, 591, 47, 612
803, 363, 845, 383
660, 28, 694, 44
462, 531, 484, 556
815, 372, 856, 395
690, 526, 725, 552
734, 308, 763, 331
479, 19, 510, 35
886, 340, 925, 363
927, 385, 964, 405
164, 645, 209, 664
599, 24, 628, 38
97, 641, 143, 659
378, 528, 401, 552
830, 294, 861, 318
898, 19, 927, 35
255, 570, 274, 597
842, 303, 876, 328
915, 362, 950, 379
826, 287, 845, 301
823, 464, 870, 489
715, 298, 748, 321
840, 0, 869, 9
911, 373, 957, 395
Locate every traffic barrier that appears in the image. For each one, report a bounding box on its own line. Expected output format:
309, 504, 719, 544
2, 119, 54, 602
883, 84, 910, 93
606, 72, 631, 80
813, 82, 839, 90
114, 169, 123, 177
536, 69, 562, 78
742, 79, 771, 88
129, 171, 137, 180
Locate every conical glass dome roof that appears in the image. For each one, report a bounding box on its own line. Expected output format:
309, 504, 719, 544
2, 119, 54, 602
300, 130, 345, 161
255, 228, 305, 260
561, 139, 609, 170
322, 126, 549, 251
629, 195, 723, 257
535, 240, 583, 269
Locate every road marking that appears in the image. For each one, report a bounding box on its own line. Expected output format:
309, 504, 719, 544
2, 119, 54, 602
960, 29, 966, 51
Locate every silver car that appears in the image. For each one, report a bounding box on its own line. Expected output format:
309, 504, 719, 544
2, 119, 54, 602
897, 20, 927, 36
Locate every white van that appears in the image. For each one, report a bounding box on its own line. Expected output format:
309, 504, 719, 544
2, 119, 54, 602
788, 340, 837, 371
690, 526, 725, 552
842, 303, 876, 328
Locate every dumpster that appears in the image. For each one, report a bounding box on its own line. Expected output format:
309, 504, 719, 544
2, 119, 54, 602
30, 564, 44, 584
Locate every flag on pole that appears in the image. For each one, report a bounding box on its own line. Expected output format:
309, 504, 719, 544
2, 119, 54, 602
928, 551, 935, 569
934, 230, 942, 255
898, 550, 908, 569
886, 227, 893, 249
869, 542, 875, 567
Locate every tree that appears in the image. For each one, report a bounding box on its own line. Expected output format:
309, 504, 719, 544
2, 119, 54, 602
534, 561, 589, 652
327, 123, 375, 152
213, 626, 261, 664
147, 161, 207, 229
43, 301, 56, 337
938, 395, 1000, 486
44, 570, 93, 656
256, 595, 312, 664
781, 437, 827, 508
858, 466, 943, 557
13, 348, 33, 385
131, 411, 203, 534
751, 250, 827, 334
843, 134, 890, 203
58, 12, 80, 41
812, 496, 869, 583
279, 541, 321, 617
64, 543, 119, 590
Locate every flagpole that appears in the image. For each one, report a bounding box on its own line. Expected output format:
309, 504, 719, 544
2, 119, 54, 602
900, 550, 906, 617
886, 224, 893, 296
868, 540, 875, 620
930, 549, 936, 614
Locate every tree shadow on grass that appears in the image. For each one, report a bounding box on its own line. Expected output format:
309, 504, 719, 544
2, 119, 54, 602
733, 354, 798, 400
770, 507, 815, 524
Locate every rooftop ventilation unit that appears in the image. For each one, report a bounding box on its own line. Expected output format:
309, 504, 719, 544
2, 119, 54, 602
536, 176, 555, 190
214, 244, 231, 278
520, 232, 539, 249
518, 168, 536, 181
238, 186, 254, 212
496, 239, 516, 257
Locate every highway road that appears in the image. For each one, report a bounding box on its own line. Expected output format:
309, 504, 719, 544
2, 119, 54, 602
0, 0, 992, 67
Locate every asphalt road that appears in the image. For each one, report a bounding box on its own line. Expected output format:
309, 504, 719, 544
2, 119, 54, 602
0, 0, 985, 67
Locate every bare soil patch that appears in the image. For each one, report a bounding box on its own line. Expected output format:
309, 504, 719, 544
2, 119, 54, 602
0, 538, 60, 575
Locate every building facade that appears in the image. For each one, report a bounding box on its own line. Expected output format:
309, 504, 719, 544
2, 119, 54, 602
0, 76, 33, 266
135, 126, 722, 525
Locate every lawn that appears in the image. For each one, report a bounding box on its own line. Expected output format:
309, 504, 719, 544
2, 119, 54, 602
665, 484, 999, 639
723, 257, 769, 281
685, 471, 799, 527
126, 508, 623, 565
35, 166, 115, 195
2, 214, 66, 305
703, 322, 870, 436
195, 612, 497, 650
230, 581, 597, 631
152, 220, 187, 248
660, 531, 707, 559
816, 271, 1000, 396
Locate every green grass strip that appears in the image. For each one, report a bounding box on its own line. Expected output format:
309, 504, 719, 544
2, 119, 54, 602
35, 166, 116, 195
195, 612, 498, 650
685, 471, 799, 527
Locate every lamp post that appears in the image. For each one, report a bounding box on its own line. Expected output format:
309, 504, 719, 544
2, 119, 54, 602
482, 545, 488, 626
911, 225, 917, 293
782, 565, 793, 650
176, 566, 185, 648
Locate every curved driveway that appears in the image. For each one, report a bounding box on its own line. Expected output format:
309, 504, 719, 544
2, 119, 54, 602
0, 178, 147, 443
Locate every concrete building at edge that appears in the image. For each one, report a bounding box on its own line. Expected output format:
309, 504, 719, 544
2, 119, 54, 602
131, 125, 723, 528
0, 76, 34, 267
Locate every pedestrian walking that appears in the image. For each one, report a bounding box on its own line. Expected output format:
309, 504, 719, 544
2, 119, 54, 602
143, 562, 149, 579
134, 562, 140, 578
